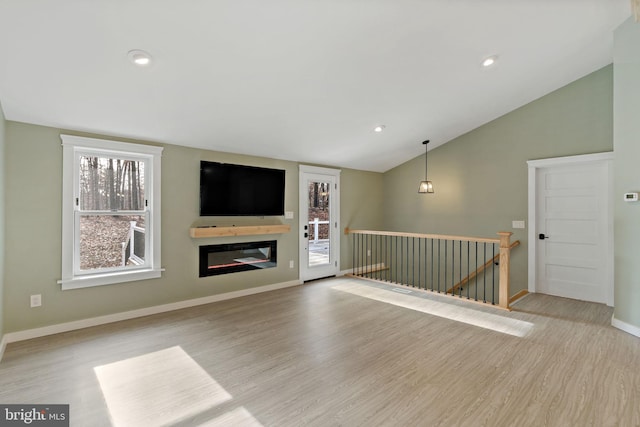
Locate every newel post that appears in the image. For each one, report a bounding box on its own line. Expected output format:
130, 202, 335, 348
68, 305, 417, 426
498, 232, 513, 310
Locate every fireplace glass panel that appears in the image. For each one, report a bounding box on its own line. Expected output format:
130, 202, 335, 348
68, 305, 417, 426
199, 240, 277, 277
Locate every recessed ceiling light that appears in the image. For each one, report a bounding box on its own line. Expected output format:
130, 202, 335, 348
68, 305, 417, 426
374, 125, 386, 133
128, 49, 152, 66
482, 55, 498, 68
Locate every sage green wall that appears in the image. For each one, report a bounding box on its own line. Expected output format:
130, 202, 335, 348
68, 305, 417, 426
340, 168, 385, 270
0, 103, 6, 338
3, 121, 382, 332
382, 65, 614, 294
613, 18, 640, 330
3, 66, 614, 332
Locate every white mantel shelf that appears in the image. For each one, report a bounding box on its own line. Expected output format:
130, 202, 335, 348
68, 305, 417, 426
189, 224, 291, 238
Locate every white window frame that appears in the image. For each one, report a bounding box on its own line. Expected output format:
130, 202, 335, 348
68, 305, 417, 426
60, 135, 163, 290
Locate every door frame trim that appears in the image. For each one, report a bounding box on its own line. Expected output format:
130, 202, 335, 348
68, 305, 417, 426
527, 152, 614, 306
298, 165, 341, 282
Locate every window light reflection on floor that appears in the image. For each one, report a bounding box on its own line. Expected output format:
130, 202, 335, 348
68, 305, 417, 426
332, 280, 534, 337
94, 346, 256, 426
200, 406, 264, 426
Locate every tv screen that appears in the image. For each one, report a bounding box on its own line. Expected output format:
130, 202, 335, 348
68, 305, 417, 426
200, 161, 285, 216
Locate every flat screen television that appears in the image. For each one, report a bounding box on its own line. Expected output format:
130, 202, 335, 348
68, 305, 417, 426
200, 161, 286, 216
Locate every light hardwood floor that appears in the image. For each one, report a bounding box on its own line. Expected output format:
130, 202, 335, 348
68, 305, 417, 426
1, 277, 639, 426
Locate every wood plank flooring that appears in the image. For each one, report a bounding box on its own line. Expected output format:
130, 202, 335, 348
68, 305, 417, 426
0, 277, 639, 426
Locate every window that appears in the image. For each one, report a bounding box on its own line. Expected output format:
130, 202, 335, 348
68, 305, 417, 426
60, 135, 163, 290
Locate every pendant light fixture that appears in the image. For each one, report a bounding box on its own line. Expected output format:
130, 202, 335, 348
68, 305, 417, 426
418, 140, 434, 193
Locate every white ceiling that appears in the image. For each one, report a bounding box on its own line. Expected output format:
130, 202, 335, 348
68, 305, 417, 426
0, 1, 631, 172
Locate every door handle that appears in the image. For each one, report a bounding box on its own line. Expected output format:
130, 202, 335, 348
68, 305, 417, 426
538, 233, 549, 240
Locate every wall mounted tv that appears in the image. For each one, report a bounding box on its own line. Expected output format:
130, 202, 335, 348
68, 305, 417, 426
200, 161, 286, 216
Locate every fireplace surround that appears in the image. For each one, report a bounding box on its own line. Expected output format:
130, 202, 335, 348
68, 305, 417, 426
199, 240, 277, 277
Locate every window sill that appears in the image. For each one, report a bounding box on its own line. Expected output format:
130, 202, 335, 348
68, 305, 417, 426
58, 268, 164, 290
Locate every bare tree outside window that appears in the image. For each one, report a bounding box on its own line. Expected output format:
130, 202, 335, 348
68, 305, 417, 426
79, 156, 145, 211
78, 155, 146, 271
307, 181, 330, 241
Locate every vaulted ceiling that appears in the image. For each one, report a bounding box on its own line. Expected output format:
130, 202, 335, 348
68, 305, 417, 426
0, 1, 631, 172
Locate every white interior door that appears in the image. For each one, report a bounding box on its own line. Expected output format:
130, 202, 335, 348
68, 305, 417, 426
299, 165, 340, 282
531, 157, 612, 305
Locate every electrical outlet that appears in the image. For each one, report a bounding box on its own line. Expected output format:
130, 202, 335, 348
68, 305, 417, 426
512, 220, 526, 229
30, 294, 42, 308
289, 260, 294, 269
284, 211, 294, 219
367, 249, 371, 257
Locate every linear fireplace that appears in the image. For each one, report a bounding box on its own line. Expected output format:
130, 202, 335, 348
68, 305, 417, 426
199, 240, 277, 277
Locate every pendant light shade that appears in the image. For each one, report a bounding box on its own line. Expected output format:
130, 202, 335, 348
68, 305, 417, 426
418, 180, 433, 193
418, 140, 434, 194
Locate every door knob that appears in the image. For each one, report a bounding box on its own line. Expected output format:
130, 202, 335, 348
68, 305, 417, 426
538, 233, 549, 240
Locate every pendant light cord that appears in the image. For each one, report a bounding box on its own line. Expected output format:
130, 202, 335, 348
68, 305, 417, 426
423, 140, 429, 179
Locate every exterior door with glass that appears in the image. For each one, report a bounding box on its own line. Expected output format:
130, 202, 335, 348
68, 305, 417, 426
299, 165, 340, 282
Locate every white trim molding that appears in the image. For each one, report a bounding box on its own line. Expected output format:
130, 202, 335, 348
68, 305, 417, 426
299, 165, 341, 282
299, 164, 342, 175
612, 315, 640, 338
0, 334, 7, 362
527, 152, 614, 306
60, 134, 164, 289
526, 152, 614, 169
3, 280, 301, 345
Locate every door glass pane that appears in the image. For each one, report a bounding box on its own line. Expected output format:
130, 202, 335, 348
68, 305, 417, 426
79, 155, 145, 211
307, 181, 330, 267
79, 214, 146, 271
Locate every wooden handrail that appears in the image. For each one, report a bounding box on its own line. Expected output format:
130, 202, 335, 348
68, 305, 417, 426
498, 232, 512, 309
346, 228, 515, 310
345, 228, 500, 245
446, 240, 520, 295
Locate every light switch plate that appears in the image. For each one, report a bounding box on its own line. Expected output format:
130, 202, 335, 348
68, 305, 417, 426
284, 211, 294, 219
30, 294, 42, 308
512, 220, 526, 229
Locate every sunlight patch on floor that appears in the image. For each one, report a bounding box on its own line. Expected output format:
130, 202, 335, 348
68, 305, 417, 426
199, 406, 264, 426
332, 280, 534, 337
94, 346, 232, 426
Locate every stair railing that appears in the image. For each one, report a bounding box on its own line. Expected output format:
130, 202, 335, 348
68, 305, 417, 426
345, 229, 518, 310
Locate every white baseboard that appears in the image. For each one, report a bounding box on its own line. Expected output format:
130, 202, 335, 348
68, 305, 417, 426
339, 263, 386, 277
611, 314, 640, 338
0, 334, 7, 362
3, 280, 301, 345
